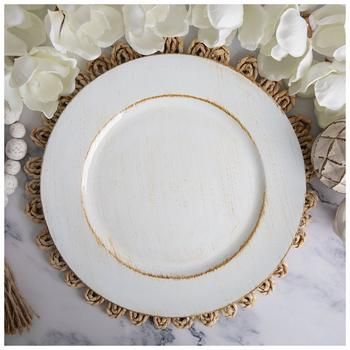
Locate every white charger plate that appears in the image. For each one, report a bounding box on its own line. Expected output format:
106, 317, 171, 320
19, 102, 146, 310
41, 54, 305, 317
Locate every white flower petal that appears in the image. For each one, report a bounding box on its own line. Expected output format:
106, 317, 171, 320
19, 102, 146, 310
5, 30, 28, 56
276, 8, 307, 57
154, 5, 189, 37
47, 10, 101, 60
260, 5, 289, 45
257, 52, 300, 81
225, 30, 237, 47
5, 5, 25, 27
10, 45, 78, 118
5, 8, 46, 56
144, 5, 169, 26
48, 6, 123, 60
29, 46, 77, 66
288, 61, 335, 95
61, 66, 80, 95
271, 44, 288, 61
28, 47, 78, 81
5, 102, 22, 125
125, 29, 164, 55
289, 42, 313, 84
297, 83, 315, 98
89, 5, 124, 47
315, 73, 345, 111
12, 12, 46, 47
299, 5, 319, 13
22, 5, 47, 11
123, 5, 145, 36
10, 56, 38, 87
312, 24, 345, 57
5, 57, 13, 72
260, 37, 278, 56
207, 5, 243, 30
316, 14, 345, 26
190, 5, 211, 29
333, 45, 346, 62
78, 9, 107, 41
198, 27, 234, 48
46, 10, 74, 54
238, 5, 267, 51
27, 72, 63, 103
69, 6, 90, 28
314, 98, 345, 129
20, 83, 59, 117
309, 5, 345, 30
331, 60, 346, 73
5, 72, 23, 125
58, 5, 80, 12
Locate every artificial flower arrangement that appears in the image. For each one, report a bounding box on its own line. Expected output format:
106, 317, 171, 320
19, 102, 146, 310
4, 4, 346, 204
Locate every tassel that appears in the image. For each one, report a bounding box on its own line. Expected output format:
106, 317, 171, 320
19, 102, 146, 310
5, 262, 37, 335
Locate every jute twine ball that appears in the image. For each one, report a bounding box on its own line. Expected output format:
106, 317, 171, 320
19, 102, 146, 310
188, 40, 211, 58
221, 303, 237, 318
236, 56, 259, 81
311, 119, 345, 193
163, 37, 184, 54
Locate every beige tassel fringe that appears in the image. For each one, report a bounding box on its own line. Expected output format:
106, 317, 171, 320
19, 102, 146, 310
5, 262, 37, 335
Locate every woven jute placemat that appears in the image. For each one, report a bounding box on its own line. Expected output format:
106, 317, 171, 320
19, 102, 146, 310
24, 38, 318, 329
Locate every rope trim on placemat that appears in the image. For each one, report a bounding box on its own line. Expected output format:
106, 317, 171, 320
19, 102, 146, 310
24, 38, 318, 329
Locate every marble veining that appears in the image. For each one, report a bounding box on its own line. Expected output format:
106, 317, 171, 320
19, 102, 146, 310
4, 41, 345, 345
5, 188, 345, 345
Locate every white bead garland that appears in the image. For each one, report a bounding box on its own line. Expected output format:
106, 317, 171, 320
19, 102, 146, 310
5, 159, 21, 175
9, 122, 26, 138
5, 174, 18, 195
5, 138, 27, 161
4, 119, 27, 207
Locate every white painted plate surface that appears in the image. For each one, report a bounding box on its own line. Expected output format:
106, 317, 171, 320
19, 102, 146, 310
41, 54, 305, 316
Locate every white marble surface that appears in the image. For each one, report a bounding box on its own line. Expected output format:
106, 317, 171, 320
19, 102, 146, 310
5, 38, 346, 345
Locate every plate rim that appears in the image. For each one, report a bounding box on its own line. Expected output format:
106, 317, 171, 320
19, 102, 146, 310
41, 53, 306, 316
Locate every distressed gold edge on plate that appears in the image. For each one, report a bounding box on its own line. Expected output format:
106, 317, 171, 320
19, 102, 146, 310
80, 93, 266, 280
26, 40, 316, 328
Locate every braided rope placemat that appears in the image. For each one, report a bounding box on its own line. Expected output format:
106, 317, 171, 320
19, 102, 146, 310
24, 38, 318, 329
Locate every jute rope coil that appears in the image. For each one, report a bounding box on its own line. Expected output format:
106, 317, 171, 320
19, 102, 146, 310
25, 39, 318, 329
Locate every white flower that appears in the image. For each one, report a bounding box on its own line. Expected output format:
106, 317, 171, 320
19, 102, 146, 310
46, 5, 124, 60
314, 99, 345, 129
257, 6, 312, 84
309, 5, 345, 58
289, 57, 345, 128
191, 5, 243, 47
10, 47, 79, 118
123, 5, 190, 55
238, 5, 267, 50
289, 59, 345, 107
298, 5, 320, 14
313, 60, 345, 128
5, 59, 23, 125
5, 5, 46, 56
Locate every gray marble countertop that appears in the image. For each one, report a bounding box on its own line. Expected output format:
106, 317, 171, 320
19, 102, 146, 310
5, 40, 346, 345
